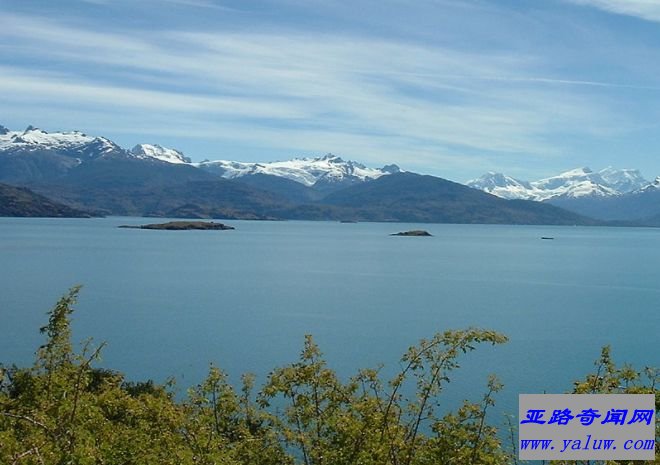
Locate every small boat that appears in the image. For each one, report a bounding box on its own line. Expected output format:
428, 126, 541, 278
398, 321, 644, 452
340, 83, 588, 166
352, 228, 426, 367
541, 237, 555, 240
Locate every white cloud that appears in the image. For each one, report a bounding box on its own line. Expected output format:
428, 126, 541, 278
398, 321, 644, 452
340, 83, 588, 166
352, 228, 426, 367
0, 12, 637, 172
0, 67, 309, 120
566, 0, 660, 22
79, 0, 237, 10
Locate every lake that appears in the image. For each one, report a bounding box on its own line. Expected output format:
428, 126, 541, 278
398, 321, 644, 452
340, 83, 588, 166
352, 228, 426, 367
1, 217, 658, 424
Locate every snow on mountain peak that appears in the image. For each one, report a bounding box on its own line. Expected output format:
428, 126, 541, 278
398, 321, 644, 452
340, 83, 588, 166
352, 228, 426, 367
598, 167, 647, 193
466, 172, 536, 199
469, 172, 520, 187
468, 167, 647, 201
560, 167, 592, 176
1, 124, 397, 189
531, 167, 606, 196
2, 126, 94, 150
555, 180, 618, 199
320, 153, 344, 163
130, 144, 191, 164
637, 176, 660, 193
197, 154, 397, 187
0, 125, 126, 161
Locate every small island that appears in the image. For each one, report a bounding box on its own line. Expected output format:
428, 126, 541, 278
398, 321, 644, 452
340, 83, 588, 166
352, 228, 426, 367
390, 230, 432, 237
119, 221, 235, 231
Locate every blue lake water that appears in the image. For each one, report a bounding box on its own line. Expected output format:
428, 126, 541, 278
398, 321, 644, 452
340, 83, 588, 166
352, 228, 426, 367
1, 217, 658, 424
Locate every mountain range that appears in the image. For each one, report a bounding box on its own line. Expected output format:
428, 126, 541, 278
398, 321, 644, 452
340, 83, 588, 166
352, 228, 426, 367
467, 167, 652, 201
0, 123, 645, 225
467, 168, 660, 222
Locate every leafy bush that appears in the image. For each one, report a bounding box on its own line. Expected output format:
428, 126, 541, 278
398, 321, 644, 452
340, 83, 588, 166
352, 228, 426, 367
0, 288, 656, 464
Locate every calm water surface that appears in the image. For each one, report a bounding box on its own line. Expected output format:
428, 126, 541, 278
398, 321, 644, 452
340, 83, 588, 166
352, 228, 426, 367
1, 217, 658, 419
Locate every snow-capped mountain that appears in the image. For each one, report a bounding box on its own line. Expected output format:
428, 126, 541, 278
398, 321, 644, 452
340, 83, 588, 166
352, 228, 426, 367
467, 167, 648, 201
637, 176, 660, 193
531, 168, 618, 200
7, 123, 660, 224
598, 167, 647, 193
131, 144, 191, 164
464, 172, 535, 200
0, 124, 401, 194
197, 154, 400, 188
0, 126, 196, 166
0, 124, 203, 185
0, 125, 123, 159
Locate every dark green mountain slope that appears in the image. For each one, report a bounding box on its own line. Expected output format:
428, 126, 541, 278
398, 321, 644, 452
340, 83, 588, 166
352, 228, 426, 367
140, 180, 293, 219
0, 183, 93, 217
233, 173, 323, 204
9, 152, 288, 218
317, 172, 600, 225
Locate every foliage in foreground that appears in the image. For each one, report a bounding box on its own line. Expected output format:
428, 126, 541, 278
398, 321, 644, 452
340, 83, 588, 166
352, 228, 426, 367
0, 287, 657, 465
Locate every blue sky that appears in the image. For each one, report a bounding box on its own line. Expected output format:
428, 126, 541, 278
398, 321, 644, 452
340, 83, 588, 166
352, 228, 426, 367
2, 0, 660, 182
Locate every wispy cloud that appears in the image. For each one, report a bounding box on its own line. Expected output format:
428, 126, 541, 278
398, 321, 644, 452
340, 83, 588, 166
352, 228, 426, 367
0, 10, 648, 178
161, 0, 235, 9
565, 0, 660, 22
0, 67, 309, 120
446, 75, 660, 91
79, 0, 238, 10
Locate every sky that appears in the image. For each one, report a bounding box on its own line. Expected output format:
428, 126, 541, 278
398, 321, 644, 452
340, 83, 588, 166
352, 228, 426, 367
2, 0, 660, 182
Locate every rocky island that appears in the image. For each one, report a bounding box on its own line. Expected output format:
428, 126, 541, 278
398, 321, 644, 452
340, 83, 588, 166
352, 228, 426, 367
390, 230, 432, 236
119, 221, 235, 231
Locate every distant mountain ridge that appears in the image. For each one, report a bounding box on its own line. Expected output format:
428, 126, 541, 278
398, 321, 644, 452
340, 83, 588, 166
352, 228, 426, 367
0, 125, 399, 193
467, 167, 660, 223
0, 123, 633, 225
467, 167, 649, 201
0, 125, 124, 160
131, 144, 191, 164
196, 154, 401, 193
0, 125, 135, 185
